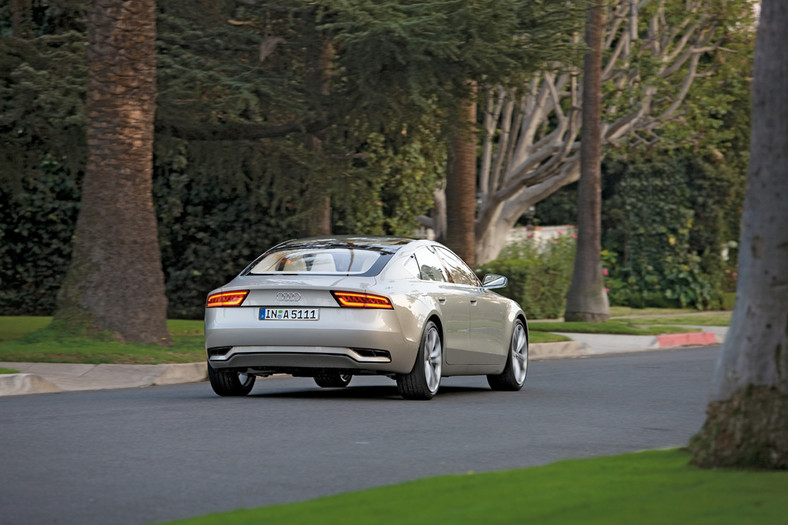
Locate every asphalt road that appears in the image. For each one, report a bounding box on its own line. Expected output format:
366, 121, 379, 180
0, 346, 719, 525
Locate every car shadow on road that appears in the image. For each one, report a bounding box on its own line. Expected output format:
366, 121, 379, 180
245, 383, 494, 401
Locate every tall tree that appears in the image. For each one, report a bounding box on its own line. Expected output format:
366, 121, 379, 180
445, 83, 478, 265
303, 9, 334, 237
689, 0, 787, 469
565, 0, 610, 322
471, 0, 756, 263
55, 0, 169, 344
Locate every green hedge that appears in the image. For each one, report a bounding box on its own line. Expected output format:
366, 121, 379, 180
477, 232, 576, 319
0, 157, 80, 317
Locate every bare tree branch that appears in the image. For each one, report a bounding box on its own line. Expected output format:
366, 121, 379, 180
470, 0, 736, 263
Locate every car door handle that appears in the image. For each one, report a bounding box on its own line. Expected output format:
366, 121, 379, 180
470, 299, 478, 305
438, 298, 446, 304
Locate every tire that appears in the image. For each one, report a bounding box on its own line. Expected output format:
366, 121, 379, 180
208, 363, 256, 396
487, 318, 528, 391
397, 320, 442, 400
314, 371, 352, 388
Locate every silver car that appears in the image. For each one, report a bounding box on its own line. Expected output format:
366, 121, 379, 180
204, 236, 528, 399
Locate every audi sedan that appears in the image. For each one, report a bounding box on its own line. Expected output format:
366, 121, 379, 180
205, 236, 528, 400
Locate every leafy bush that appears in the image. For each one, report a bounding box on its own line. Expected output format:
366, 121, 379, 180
477, 232, 576, 319
0, 156, 80, 316
602, 158, 730, 310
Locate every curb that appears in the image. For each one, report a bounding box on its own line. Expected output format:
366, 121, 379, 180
152, 362, 208, 385
0, 373, 62, 396
530, 341, 590, 360
655, 332, 719, 348
0, 362, 208, 396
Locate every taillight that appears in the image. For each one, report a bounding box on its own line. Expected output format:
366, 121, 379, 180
206, 290, 249, 307
331, 291, 393, 309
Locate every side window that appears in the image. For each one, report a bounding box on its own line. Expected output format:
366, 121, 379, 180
436, 247, 480, 286
414, 247, 447, 282
391, 254, 421, 280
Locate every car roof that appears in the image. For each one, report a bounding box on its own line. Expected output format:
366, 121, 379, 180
270, 236, 417, 253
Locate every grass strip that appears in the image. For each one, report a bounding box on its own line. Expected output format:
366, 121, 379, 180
0, 317, 206, 364
608, 306, 696, 317
529, 319, 698, 335
0, 316, 52, 343
529, 331, 572, 343
0, 367, 20, 374
159, 449, 788, 525
621, 312, 732, 327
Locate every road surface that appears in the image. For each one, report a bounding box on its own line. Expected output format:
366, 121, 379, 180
0, 346, 719, 525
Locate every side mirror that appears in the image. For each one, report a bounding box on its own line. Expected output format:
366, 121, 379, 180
482, 274, 508, 290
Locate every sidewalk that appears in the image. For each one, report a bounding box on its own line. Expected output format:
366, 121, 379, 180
0, 328, 725, 396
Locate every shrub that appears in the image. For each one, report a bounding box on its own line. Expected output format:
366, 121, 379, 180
477, 232, 576, 319
0, 156, 80, 316
602, 158, 726, 310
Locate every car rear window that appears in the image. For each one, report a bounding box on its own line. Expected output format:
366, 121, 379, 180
247, 248, 389, 275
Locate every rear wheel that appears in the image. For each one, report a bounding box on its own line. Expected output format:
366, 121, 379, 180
487, 319, 528, 391
397, 320, 442, 400
314, 371, 352, 388
208, 363, 256, 396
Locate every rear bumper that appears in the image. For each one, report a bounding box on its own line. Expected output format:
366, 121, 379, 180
205, 306, 418, 374
208, 346, 403, 373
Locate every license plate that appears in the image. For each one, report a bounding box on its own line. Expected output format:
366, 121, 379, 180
259, 308, 320, 321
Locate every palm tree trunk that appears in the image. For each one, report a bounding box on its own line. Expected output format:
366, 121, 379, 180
304, 19, 333, 236
564, 1, 610, 322
446, 83, 478, 266
55, 0, 169, 344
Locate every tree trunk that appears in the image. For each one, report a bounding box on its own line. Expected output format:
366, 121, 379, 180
445, 83, 478, 266
11, 0, 32, 38
475, 161, 581, 263
689, 0, 788, 470
55, 0, 169, 345
304, 20, 333, 237
564, 1, 609, 323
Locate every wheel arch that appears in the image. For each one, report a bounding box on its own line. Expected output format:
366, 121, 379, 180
516, 312, 529, 345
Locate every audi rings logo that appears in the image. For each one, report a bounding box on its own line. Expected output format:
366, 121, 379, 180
276, 292, 302, 302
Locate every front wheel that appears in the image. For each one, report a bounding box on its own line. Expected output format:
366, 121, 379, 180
208, 363, 256, 396
487, 319, 528, 391
397, 320, 442, 400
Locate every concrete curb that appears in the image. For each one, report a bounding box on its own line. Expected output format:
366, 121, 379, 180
0, 373, 62, 396
530, 341, 590, 360
153, 362, 208, 385
0, 362, 208, 396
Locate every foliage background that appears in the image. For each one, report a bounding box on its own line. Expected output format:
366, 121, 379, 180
0, 0, 754, 318
0, 1, 444, 319
477, 233, 576, 319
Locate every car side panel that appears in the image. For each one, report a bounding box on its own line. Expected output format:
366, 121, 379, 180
468, 289, 512, 365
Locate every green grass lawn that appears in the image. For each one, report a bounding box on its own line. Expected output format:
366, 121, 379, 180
0, 316, 52, 343
159, 449, 788, 525
529, 319, 700, 336
529, 330, 571, 343
624, 312, 732, 326
609, 306, 697, 317
0, 317, 205, 364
